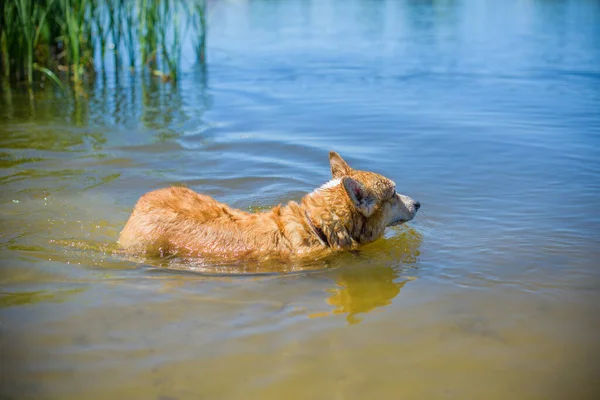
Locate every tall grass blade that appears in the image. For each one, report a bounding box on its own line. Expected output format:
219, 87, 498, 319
33, 62, 65, 91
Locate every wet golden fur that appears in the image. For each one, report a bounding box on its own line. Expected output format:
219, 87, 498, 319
119, 152, 419, 262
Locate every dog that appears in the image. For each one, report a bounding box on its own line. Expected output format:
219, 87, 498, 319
119, 151, 420, 262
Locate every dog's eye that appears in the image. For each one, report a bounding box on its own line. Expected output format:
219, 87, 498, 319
390, 189, 397, 199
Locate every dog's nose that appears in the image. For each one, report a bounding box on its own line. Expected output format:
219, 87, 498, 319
414, 201, 421, 211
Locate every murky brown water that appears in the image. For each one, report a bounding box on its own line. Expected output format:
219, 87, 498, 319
2, 0, 600, 398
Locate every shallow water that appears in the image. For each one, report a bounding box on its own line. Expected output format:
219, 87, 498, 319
2, 0, 600, 398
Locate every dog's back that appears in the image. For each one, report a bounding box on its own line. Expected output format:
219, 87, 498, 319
120, 187, 246, 256
119, 186, 300, 260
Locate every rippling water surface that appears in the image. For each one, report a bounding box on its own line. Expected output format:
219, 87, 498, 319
2, 0, 600, 398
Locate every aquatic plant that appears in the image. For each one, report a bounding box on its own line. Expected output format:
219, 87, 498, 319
0, 0, 209, 89
191, 0, 207, 63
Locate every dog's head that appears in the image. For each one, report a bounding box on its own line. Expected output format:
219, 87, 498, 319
306, 151, 420, 248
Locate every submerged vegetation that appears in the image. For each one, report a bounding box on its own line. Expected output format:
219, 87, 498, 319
0, 0, 208, 89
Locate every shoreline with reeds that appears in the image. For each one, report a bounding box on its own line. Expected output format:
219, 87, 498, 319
1, 0, 207, 91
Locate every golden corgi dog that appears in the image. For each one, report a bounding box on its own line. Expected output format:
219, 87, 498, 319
119, 151, 420, 262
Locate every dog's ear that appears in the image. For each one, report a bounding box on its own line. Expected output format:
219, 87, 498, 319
329, 151, 352, 178
342, 176, 375, 216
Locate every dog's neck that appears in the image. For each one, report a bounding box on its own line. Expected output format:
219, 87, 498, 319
303, 210, 329, 247
296, 188, 361, 251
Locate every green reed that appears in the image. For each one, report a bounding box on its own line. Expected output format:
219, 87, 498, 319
191, 0, 207, 63
0, 0, 208, 90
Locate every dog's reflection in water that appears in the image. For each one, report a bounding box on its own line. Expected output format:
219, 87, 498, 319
326, 265, 411, 324
313, 227, 422, 324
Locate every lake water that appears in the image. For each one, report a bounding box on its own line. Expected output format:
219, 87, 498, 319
1, 0, 600, 398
